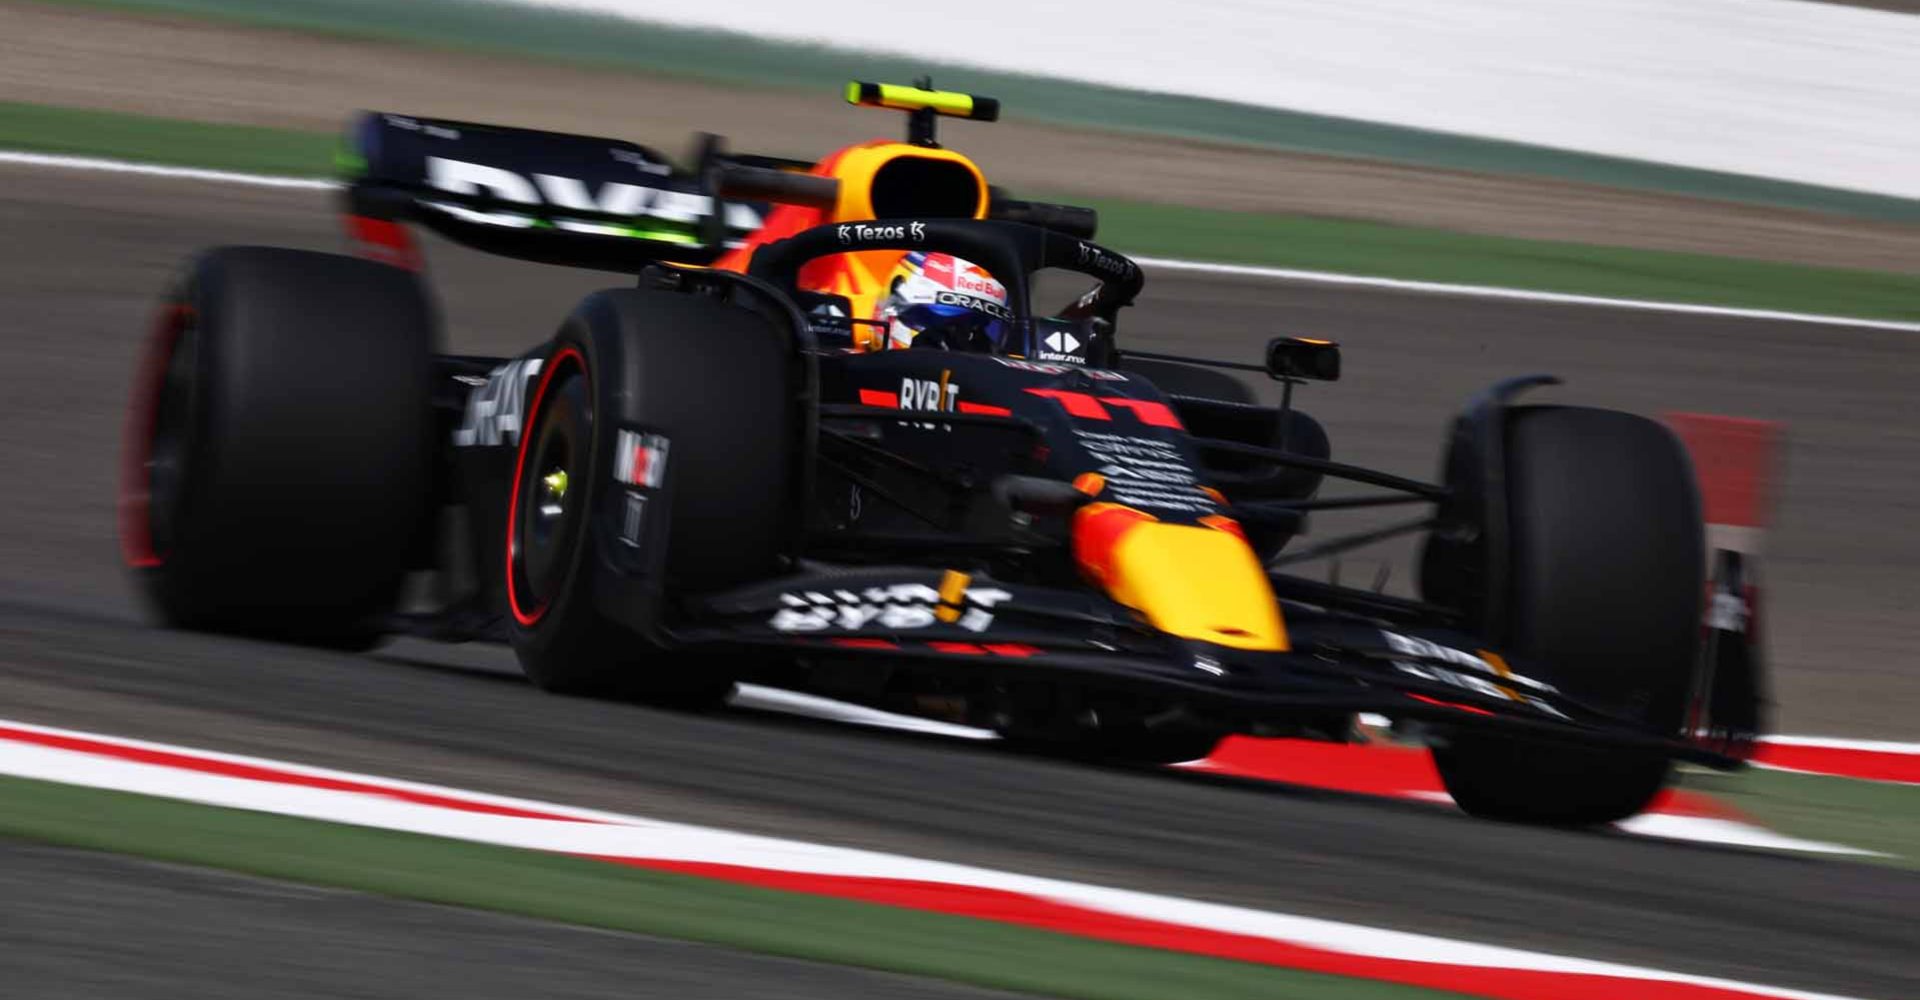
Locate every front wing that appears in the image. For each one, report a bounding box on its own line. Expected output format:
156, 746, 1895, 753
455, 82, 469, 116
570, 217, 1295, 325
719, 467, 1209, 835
673, 566, 1742, 768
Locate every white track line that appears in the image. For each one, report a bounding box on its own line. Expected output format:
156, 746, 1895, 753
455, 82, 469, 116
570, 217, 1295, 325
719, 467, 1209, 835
0, 719, 1870, 1000
1132, 256, 1920, 333
0, 151, 335, 191
1761, 735, 1920, 754
1615, 814, 1880, 856
5, 148, 1916, 333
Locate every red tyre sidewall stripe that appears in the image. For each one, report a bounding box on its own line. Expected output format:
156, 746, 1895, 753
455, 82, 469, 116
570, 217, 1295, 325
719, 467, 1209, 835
505, 345, 587, 628
119, 304, 192, 570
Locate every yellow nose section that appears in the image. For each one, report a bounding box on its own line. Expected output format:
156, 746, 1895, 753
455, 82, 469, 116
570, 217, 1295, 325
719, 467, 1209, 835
1072, 504, 1288, 652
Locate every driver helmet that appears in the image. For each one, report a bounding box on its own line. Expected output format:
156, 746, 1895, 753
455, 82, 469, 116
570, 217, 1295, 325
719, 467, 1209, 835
872, 252, 1011, 353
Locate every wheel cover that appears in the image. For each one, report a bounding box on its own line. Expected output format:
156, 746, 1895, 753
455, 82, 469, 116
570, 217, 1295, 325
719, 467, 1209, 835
506, 347, 591, 627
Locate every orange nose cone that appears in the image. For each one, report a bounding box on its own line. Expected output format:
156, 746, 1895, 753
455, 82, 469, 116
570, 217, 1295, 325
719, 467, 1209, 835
1072, 503, 1288, 652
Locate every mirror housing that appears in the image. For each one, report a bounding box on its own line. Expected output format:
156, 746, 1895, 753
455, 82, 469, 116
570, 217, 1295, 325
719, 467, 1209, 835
1266, 337, 1341, 382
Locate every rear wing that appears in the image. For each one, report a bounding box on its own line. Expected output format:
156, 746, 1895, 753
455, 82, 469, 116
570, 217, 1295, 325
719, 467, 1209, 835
339, 111, 836, 271
338, 88, 1102, 274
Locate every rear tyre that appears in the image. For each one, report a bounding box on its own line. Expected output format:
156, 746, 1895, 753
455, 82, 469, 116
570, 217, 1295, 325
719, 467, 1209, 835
506, 289, 798, 706
121, 247, 436, 645
1430, 406, 1703, 825
1120, 356, 1254, 403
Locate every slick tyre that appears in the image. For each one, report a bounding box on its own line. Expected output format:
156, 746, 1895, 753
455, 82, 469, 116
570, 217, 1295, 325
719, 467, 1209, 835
1431, 406, 1703, 825
505, 289, 797, 706
1120, 356, 1254, 404
121, 247, 436, 645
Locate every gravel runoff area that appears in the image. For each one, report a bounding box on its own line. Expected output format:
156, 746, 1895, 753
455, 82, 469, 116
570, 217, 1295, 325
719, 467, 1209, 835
1, 0, 1918, 274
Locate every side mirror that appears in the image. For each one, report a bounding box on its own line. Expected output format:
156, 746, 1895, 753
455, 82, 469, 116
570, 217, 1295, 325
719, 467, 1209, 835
796, 291, 883, 348
795, 290, 855, 318
1266, 337, 1341, 382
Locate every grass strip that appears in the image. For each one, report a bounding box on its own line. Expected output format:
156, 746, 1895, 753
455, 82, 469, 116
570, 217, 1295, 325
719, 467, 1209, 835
1680, 767, 1920, 869
1085, 197, 1920, 322
29, 0, 1920, 222
6, 101, 1919, 323
0, 101, 335, 176
0, 775, 1465, 1000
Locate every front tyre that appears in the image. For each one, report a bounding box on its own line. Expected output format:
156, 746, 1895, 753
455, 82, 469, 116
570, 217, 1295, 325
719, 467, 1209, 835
1434, 737, 1672, 826
1429, 406, 1703, 825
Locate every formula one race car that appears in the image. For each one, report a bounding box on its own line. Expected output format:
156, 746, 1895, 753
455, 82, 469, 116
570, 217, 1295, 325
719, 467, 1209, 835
120, 82, 1764, 825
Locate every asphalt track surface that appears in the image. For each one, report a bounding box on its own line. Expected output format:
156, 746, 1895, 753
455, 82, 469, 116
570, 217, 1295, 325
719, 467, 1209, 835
0, 840, 1027, 1000
2, 165, 1918, 998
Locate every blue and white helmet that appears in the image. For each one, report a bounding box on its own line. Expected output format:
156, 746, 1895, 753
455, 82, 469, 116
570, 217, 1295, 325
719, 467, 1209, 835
873, 252, 1012, 352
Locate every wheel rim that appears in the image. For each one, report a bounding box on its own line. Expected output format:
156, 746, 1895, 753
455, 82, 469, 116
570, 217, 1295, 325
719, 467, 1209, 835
520, 397, 583, 597
506, 348, 590, 627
